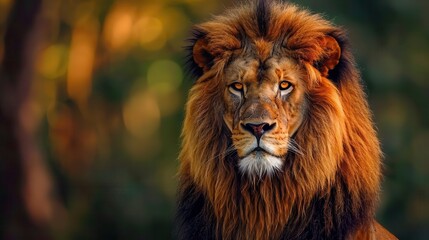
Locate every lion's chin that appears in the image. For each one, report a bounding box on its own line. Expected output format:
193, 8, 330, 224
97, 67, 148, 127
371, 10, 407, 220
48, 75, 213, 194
238, 151, 283, 178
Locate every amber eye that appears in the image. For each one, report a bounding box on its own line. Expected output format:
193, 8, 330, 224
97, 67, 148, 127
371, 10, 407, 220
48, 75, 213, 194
279, 81, 292, 90
230, 82, 243, 92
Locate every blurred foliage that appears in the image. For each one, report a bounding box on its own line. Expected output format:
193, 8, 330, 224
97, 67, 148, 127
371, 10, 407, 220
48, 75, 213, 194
0, 0, 428, 239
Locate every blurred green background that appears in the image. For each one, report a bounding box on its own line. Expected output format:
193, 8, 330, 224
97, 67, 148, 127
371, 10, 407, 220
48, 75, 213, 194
0, 0, 428, 239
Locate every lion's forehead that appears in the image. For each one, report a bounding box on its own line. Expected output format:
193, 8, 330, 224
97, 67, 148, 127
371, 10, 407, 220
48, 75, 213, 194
225, 56, 304, 86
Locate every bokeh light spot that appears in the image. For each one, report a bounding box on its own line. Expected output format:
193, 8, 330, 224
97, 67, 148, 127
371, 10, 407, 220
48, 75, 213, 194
67, 21, 98, 105
103, 4, 135, 50
147, 60, 182, 94
135, 17, 163, 44
38, 44, 68, 79
123, 91, 160, 138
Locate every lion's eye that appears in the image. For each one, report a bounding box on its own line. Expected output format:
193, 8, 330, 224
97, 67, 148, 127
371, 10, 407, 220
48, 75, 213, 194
230, 82, 243, 92
279, 80, 293, 97
279, 81, 292, 90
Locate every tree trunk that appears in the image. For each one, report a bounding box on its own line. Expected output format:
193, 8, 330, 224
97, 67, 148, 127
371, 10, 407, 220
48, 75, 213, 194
0, 0, 54, 238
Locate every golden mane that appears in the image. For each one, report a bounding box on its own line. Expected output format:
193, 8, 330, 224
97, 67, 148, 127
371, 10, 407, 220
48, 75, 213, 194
176, 1, 395, 239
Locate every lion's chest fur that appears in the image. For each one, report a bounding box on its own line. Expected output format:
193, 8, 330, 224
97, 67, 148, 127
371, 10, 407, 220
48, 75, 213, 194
176, 172, 369, 240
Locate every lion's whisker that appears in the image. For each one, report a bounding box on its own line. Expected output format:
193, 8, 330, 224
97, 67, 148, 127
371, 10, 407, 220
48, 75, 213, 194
288, 138, 303, 156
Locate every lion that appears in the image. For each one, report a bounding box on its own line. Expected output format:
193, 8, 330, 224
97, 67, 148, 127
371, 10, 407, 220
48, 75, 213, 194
175, 1, 397, 239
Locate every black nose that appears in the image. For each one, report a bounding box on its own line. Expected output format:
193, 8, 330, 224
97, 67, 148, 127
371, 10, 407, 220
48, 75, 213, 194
242, 122, 276, 140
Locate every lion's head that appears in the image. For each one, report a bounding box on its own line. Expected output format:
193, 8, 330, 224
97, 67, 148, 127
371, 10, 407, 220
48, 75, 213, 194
177, 1, 384, 239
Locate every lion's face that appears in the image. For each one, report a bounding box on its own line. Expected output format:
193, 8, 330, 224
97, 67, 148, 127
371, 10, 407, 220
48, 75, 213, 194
222, 57, 306, 176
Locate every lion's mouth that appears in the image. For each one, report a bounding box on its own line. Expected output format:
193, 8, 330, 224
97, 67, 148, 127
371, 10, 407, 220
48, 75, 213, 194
244, 146, 282, 159
253, 146, 264, 152
242, 146, 266, 157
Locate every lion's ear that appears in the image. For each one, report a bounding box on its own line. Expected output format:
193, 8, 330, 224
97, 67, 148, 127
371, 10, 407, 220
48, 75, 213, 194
193, 37, 215, 73
315, 36, 341, 77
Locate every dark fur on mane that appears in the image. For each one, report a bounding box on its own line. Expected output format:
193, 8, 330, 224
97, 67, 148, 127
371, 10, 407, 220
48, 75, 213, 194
184, 29, 206, 80
256, 0, 271, 37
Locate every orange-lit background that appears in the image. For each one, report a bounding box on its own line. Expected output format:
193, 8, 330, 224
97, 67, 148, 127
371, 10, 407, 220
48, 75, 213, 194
0, 0, 428, 239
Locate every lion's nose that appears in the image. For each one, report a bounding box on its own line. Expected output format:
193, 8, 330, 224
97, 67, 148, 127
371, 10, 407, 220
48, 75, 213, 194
242, 122, 276, 140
